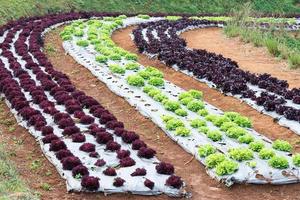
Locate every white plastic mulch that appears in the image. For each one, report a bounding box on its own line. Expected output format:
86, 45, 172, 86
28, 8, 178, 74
63, 17, 300, 186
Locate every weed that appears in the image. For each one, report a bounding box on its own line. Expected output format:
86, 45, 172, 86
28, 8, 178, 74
74, 173, 82, 179
12, 137, 24, 145
0, 118, 15, 127
30, 159, 42, 171
223, 25, 240, 38
40, 183, 51, 191
45, 170, 52, 177
288, 53, 300, 69
45, 45, 56, 53
249, 30, 264, 47
8, 126, 16, 132
265, 38, 281, 57
0, 143, 37, 199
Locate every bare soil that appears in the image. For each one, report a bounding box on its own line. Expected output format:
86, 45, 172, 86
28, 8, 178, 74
1, 26, 300, 200
181, 27, 300, 88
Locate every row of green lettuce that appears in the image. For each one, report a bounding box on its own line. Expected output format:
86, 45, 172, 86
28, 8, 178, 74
60, 16, 300, 178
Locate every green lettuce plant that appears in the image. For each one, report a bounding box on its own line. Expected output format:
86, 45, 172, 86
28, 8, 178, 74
205, 153, 226, 168
224, 112, 252, 127
148, 77, 164, 86
125, 53, 138, 61
197, 109, 208, 116
161, 115, 174, 123
259, 148, 275, 160
138, 67, 163, 79
109, 64, 126, 74
175, 127, 191, 136
179, 97, 194, 106
225, 127, 247, 139
143, 85, 156, 93
215, 159, 238, 176
76, 40, 89, 47
237, 134, 254, 144
125, 62, 140, 70
190, 119, 206, 128
220, 122, 237, 131
205, 114, 218, 122
198, 126, 209, 134
207, 130, 222, 142
188, 89, 203, 99
109, 53, 122, 61
153, 93, 168, 102
164, 100, 181, 112
268, 156, 289, 169
126, 75, 145, 87
212, 116, 230, 127
178, 92, 192, 100
229, 148, 254, 161
249, 140, 265, 152
74, 29, 84, 37
198, 144, 216, 157
292, 154, 300, 167
187, 100, 204, 112
272, 139, 292, 152
175, 109, 188, 117
148, 88, 161, 97
166, 118, 184, 131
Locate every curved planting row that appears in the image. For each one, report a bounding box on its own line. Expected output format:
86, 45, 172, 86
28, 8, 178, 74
0, 13, 185, 196
61, 16, 300, 186
132, 18, 300, 135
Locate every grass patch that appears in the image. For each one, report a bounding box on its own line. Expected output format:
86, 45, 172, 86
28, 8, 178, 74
223, 25, 240, 37
0, 119, 15, 127
30, 159, 42, 171
288, 53, 300, 69
44, 170, 52, 177
44, 44, 56, 53
40, 183, 51, 191
224, 3, 300, 69
8, 126, 16, 133
12, 136, 24, 146
0, 143, 38, 199
265, 38, 280, 57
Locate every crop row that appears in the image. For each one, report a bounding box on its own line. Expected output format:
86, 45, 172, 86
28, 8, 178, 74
0, 12, 185, 196
132, 18, 300, 135
62, 16, 300, 186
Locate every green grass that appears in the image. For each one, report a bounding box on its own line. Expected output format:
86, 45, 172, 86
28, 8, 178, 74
225, 25, 300, 68
0, 0, 299, 25
80, 0, 300, 15
223, 25, 240, 37
265, 38, 281, 57
40, 183, 51, 191
224, 3, 300, 69
0, 143, 38, 200
30, 159, 42, 171
288, 53, 300, 69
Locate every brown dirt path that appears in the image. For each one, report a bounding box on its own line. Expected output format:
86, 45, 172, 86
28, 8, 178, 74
181, 27, 300, 88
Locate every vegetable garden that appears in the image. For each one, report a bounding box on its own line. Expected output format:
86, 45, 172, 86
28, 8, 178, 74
1, 9, 300, 200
